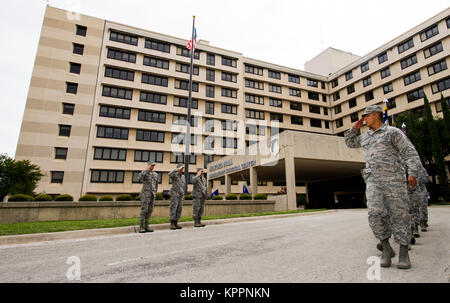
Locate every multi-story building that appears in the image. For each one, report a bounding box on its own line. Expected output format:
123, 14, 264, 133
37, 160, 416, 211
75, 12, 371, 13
15, 6, 449, 200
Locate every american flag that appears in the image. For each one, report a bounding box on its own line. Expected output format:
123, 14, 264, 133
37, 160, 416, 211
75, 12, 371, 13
186, 27, 197, 51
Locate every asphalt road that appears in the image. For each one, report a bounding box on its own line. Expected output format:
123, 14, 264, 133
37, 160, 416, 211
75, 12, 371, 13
0, 207, 449, 283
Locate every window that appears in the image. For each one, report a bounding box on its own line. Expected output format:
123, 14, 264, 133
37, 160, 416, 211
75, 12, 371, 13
269, 84, 282, 94
206, 85, 215, 98
380, 67, 391, 79
136, 130, 165, 142
204, 137, 215, 150
360, 62, 369, 73
55, 148, 68, 160
204, 119, 215, 132
427, 60, 447, 76
94, 147, 127, 161
110, 31, 138, 46
349, 98, 357, 108
345, 71, 353, 81
363, 77, 371, 87
105, 67, 134, 81
246, 124, 265, 135
288, 75, 300, 84
91, 170, 124, 183
324, 121, 330, 129
245, 79, 264, 90
290, 101, 302, 111
336, 118, 344, 128
308, 91, 319, 100
383, 83, 394, 94
331, 79, 338, 88
172, 115, 198, 127
140, 91, 167, 104
221, 88, 237, 98
222, 56, 237, 67
204, 154, 214, 169
387, 98, 396, 110
420, 24, 439, 42
97, 126, 129, 140
323, 107, 328, 116
51, 171, 64, 183
350, 113, 359, 123
138, 110, 166, 123
401, 54, 418, 69
403, 71, 421, 86
171, 133, 197, 146
333, 92, 340, 101
246, 109, 265, 120
99, 106, 131, 119
76, 25, 87, 36
62, 103, 74, 115
245, 94, 264, 105
365, 91, 374, 102
245, 64, 263, 76
59, 125, 71, 137
347, 84, 355, 94
431, 77, 450, 94
102, 86, 133, 100
222, 72, 237, 83
142, 74, 168, 87
447, 18, 450, 28
133, 171, 162, 184
291, 116, 303, 125
322, 94, 327, 102
69, 62, 81, 74
145, 39, 170, 53
173, 97, 198, 109
66, 82, 78, 94
321, 82, 326, 89
205, 102, 214, 115
269, 98, 282, 108
170, 153, 196, 164
222, 137, 237, 149
424, 42, 443, 58
221, 104, 237, 114
435, 97, 450, 112
73, 43, 84, 55
309, 105, 321, 114
335, 105, 342, 114
207, 53, 215, 66
378, 52, 388, 64
270, 113, 283, 122
398, 38, 414, 54
175, 63, 199, 75
206, 69, 215, 82
310, 119, 322, 128
108, 49, 137, 63
176, 47, 200, 59
290, 88, 301, 97
221, 120, 238, 131
307, 79, 318, 87
268, 70, 281, 80
407, 88, 424, 102
144, 56, 170, 69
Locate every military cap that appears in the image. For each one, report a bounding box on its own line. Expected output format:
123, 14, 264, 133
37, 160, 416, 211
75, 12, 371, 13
147, 161, 156, 166
196, 167, 204, 172
176, 163, 185, 169
362, 105, 384, 117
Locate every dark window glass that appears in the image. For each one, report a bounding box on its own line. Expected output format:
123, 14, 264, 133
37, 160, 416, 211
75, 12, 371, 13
336, 118, 344, 128
145, 39, 170, 52
105, 67, 134, 81
378, 52, 388, 64
206, 53, 215, 66
403, 71, 421, 86
73, 43, 84, 55
407, 88, 424, 102
424, 42, 443, 58
288, 75, 300, 84
222, 56, 237, 67
365, 91, 374, 102
245, 94, 264, 105
398, 38, 414, 54
291, 116, 303, 125
102, 86, 133, 100
269, 98, 282, 108
222, 137, 237, 149
59, 125, 71, 137
69, 62, 81, 74
66, 82, 78, 94
268, 70, 281, 79
363, 77, 371, 87
331, 79, 339, 88
245, 64, 263, 76
334, 105, 342, 114
383, 83, 394, 94
269, 84, 282, 94
270, 113, 283, 122
107, 49, 137, 63
177, 47, 200, 59
76, 25, 87, 36
246, 109, 265, 120
173, 97, 198, 109
420, 24, 439, 42
176, 63, 199, 75
140, 91, 167, 104
110, 31, 138, 46
431, 77, 450, 94
401, 54, 418, 69
308, 91, 319, 100
435, 97, 450, 112
307, 79, 318, 87
51, 171, 64, 183
55, 148, 68, 160
91, 170, 124, 183
221, 104, 237, 114
99, 106, 131, 119
221, 88, 237, 98
347, 84, 355, 94
350, 113, 359, 123
206, 69, 215, 82
136, 130, 165, 142
134, 150, 164, 163
97, 126, 129, 140
345, 71, 353, 81
360, 62, 369, 73
387, 98, 396, 110
94, 147, 127, 161
310, 119, 322, 128
62, 103, 74, 115
206, 85, 215, 98
290, 88, 301, 97
142, 74, 169, 87
427, 60, 448, 76
290, 102, 302, 111
138, 110, 166, 123
380, 67, 391, 79
205, 102, 215, 115
309, 105, 321, 114
222, 72, 237, 82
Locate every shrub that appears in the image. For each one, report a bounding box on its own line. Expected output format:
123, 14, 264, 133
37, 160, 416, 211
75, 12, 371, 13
8, 194, 35, 202
254, 193, 268, 200
116, 194, 133, 201
134, 195, 140, 201
184, 194, 193, 200
54, 194, 74, 201
297, 194, 307, 206
212, 195, 223, 200
34, 194, 52, 201
239, 193, 252, 200
155, 192, 164, 200
79, 194, 97, 201
226, 194, 238, 200
99, 195, 113, 201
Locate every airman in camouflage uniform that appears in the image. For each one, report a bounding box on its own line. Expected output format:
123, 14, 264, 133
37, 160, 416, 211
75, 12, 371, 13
138, 162, 159, 233
192, 167, 208, 227
168, 163, 185, 230
419, 168, 430, 231
345, 105, 422, 269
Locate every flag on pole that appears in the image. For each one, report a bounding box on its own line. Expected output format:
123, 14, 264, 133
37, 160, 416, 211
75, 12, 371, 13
210, 189, 219, 199
382, 98, 389, 125
243, 185, 249, 194
401, 123, 407, 135
186, 27, 197, 51
391, 114, 396, 127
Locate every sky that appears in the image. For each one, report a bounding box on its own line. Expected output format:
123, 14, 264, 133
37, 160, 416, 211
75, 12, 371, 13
0, 0, 448, 158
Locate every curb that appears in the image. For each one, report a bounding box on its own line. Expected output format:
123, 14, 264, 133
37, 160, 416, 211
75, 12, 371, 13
0, 210, 337, 246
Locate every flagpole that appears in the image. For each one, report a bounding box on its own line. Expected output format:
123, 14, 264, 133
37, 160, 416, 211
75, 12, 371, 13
184, 15, 195, 196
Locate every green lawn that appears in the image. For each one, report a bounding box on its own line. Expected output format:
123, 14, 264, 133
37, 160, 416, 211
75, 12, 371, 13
435, 202, 450, 205
0, 209, 327, 237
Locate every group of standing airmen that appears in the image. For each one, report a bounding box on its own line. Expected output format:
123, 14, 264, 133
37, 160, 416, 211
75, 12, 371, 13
137, 162, 208, 233
345, 105, 430, 270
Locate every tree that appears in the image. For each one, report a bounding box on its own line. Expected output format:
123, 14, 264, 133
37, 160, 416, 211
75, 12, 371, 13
0, 154, 44, 201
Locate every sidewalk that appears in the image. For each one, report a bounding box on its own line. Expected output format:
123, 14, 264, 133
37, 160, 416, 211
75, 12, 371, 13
0, 210, 337, 246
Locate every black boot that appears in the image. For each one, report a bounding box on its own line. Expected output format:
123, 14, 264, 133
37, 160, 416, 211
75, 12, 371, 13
398, 245, 411, 269
380, 238, 395, 267
139, 220, 146, 233
175, 220, 182, 229
413, 223, 420, 238
145, 220, 153, 233
194, 218, 202, 227
199, 218, 205, 227
170, 220, 177, 230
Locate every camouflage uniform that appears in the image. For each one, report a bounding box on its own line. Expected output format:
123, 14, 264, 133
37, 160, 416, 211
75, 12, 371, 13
345, 124, 422, 246
192, 172, 208, 221
419, 168, 429, 228
168, 167, 185, 221
138, 169, 159, 231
